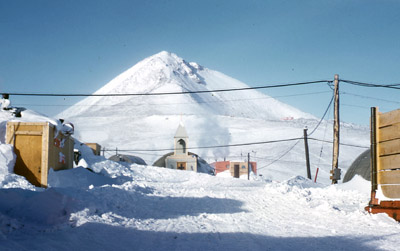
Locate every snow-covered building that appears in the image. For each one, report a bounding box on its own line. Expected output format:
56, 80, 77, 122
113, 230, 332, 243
165, 123, 197, 172
109, 154, 147, 165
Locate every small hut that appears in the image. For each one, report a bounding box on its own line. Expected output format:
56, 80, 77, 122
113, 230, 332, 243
109, 154, 147, 165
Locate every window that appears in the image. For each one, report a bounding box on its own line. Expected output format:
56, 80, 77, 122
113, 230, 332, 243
242, 165, 246, 169
177, 139, 186, 154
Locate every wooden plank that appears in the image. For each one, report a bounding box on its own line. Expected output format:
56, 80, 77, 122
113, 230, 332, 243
379, 154, 400, 171
380, 185, 400, 199
371, 107, 379, 190
379, 139, 400, 156
379, 123, 400, 142
378, 170, 400, 184
7, 122, 48, 133
67, 137, 74, 169
15, 131, 43, 136
7, 122, 48, 126
41, 122, 50, 187
6, 123, 15, 145
380, 109, 400, 127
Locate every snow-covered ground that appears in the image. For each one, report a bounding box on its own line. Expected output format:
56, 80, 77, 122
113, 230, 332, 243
1, 154, 400, 250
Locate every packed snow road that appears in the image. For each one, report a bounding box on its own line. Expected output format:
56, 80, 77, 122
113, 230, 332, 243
1, 160, 400, 251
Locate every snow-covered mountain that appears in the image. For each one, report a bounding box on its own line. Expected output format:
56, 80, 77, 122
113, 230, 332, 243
58, 51, 369, 182
59, 51, 313, 120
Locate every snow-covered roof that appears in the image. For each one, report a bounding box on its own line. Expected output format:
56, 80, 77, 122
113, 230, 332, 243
174, 122, 188, 138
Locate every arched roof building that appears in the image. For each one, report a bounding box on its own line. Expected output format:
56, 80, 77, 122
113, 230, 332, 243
343, 149, 371, 182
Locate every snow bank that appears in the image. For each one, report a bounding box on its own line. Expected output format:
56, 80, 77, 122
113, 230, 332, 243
0, 144, 15, 175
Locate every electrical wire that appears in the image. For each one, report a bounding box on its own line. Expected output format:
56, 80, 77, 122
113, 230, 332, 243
13, 91, 332, 108
341, 91, 400, 105
1, 80, 331, 97
316, 99, 332, 170
341, 79, 400, 90
307, 94, 334, 136
308, 138, 369, 148
257, 140, 301, 170
103, 137, 304, 152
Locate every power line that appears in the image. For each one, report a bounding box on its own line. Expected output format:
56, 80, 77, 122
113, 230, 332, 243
341, 103, 371, 110
257, 140, 301, 170
14, 90, 332, 108
341, 91, 400, 105
308, 94, 334, 136
341, 79, 400, 90
308, 138, 369, 149
1, 80, 330, 97
102, 135, 368, 153
103, 137, 305, 152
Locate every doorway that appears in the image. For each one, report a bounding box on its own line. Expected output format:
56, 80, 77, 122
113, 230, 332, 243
177, 162, 186, 170
234, 164, 240, 178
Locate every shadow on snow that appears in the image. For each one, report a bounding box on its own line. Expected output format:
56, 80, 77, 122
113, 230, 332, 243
2, 222, 383, 251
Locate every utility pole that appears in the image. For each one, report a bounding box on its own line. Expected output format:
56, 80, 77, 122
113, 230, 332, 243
248, 152, 250, 180
331, 74, 341, 184
303, 128, 311, 180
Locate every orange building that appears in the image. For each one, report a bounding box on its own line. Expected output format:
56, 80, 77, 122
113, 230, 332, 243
212, 160, 257, 178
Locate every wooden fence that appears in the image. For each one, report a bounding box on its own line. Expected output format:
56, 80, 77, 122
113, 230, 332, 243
367, 107, 400, 220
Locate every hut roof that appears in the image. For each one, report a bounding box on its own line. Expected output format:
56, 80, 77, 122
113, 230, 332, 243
343, 149, 370, 182
109, 154, 147, 165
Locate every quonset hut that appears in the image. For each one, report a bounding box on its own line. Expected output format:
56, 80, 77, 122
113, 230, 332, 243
109, 154, 147, 165
343, 149, 371, 182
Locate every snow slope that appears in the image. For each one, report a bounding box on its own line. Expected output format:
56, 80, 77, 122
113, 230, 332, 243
57, 51, 369, 183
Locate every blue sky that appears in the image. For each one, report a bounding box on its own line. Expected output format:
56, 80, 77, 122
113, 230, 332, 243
1, 0, 399, 125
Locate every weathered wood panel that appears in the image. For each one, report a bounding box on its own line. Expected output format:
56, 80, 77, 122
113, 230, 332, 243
48, 124, 74, 171
379, 123, 400, 142
14, 131, 43, 136
14, 134, 43, 187
380, 185, 400, 199
378, 170, 400, 185
379, 139, 400, 156
379, 109, 400, 127
379, 154, 400, 171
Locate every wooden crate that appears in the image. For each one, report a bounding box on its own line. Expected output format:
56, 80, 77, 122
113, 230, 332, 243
6, 122, 74, 187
